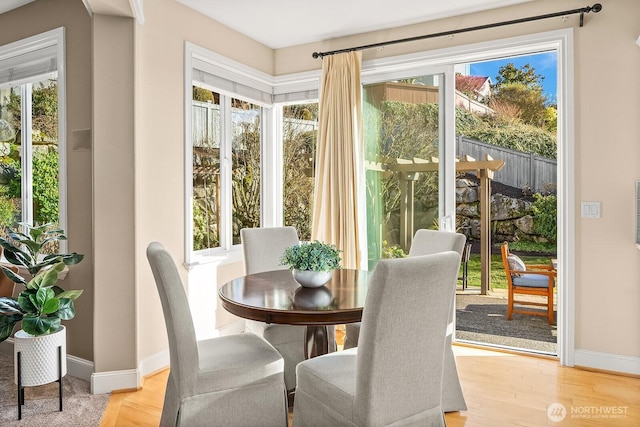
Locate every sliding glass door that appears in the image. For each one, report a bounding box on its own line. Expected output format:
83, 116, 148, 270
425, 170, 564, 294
362, 69, 456, 269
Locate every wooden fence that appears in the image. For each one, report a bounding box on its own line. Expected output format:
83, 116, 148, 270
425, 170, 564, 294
456, 136, 556, 192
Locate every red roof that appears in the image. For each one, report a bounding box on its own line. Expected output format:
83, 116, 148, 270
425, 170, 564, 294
455, 75, 490, 93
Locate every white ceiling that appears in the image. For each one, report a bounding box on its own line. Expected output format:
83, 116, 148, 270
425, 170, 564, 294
0, 0, 35, 15
2, 0, 536, 50
177, 0, 535, 49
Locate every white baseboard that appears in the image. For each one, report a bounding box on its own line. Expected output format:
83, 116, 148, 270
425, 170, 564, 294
91, 349, 170, 394
139, 348, 169, 377
91, 368, 140, 394
67, 354, 94, 381
575, 349, 640, 375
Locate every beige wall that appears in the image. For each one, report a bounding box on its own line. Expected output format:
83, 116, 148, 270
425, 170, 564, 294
92, 14, 136, 373
0, 0, 94, 360
571, 0, 639, 355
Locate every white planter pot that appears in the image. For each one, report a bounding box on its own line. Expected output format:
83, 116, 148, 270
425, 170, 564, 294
14, 325, 67, 387
292, 269, 333, 288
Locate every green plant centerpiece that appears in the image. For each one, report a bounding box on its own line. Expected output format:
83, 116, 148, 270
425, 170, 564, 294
280, 240, 341, 288
0, 222, 84, 341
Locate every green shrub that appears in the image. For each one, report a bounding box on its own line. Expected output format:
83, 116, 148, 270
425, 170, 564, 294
531, 193, 557, 242
382, 240, 407, 259
32, 150, 59, 224
0, 186, 16, 227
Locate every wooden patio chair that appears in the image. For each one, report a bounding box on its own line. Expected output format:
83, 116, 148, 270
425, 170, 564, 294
500, 242, 556, 325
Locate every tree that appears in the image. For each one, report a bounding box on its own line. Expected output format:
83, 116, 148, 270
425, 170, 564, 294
544, 106, 557, 133
192, 86, 216, 103
489, 83, 548, 127
489, 63, 550, 127
282, 105, 317, 241
494, 63, 544, 91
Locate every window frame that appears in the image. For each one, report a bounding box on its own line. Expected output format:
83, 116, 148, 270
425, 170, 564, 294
0, 28, 67, 250
184, 42, 309, 264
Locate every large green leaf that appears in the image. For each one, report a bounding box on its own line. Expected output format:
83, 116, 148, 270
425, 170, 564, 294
55, 289, 83, 301
42, 297, 60, 315
18, 290, 38, 313
0, 297, 23, 315
22, 315, 60, 336
35, 287, 55, 309
44, 253, 84, 266
27, 261, 65, 290
1, 248, 32, 268
6, 230, 30, 242
55, 298, 75, 320
40, 262, 65, 286
0, 314, 21, 341
20, 239, 42, 257
0, 265, 26, 285
27, 223, 46, 242
29, 258, 61, 276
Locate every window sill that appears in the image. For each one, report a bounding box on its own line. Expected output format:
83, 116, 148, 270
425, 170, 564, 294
184, 247, 244, 270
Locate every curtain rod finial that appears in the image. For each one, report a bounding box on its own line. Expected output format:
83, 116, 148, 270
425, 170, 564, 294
312, 52, 322, 59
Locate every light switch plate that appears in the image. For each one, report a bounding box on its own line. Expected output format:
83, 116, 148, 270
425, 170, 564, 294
581, 201, 601, 218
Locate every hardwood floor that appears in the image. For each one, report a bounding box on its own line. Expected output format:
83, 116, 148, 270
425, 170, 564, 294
100, 344, 640, 427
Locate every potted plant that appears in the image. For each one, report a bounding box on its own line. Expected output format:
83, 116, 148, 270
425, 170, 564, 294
280, 240, 341, 288
0, 222, 84, 393
0, 222, 84, 283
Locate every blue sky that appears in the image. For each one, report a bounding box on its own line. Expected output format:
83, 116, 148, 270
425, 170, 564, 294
469, 51, 558, 105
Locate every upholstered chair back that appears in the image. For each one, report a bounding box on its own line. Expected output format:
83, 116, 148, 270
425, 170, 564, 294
146, 242, 198, 398
355, 252, 459, 425
409, 229, 466, 258
241, 227, 299, 274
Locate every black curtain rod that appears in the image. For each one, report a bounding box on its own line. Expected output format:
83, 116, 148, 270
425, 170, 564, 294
312, 3, 602, 59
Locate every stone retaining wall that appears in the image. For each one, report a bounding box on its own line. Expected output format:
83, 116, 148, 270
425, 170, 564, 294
456, 177, 548, 243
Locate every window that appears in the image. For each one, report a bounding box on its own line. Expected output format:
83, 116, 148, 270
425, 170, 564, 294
0, 29, 65, 242
186, 44, 274, 261
185, 43, 321, 263
190, 87, 264, 253
363, 75, 445, 268
282, 102, 318, 241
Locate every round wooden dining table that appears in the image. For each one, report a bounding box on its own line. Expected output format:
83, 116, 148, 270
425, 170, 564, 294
219, 268, 370, 358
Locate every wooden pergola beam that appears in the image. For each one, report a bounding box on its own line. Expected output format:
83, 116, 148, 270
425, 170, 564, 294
366, 156, 504, 174
366, 154, 504, 294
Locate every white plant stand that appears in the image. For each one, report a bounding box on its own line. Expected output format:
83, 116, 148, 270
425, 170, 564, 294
13, 326, 67, 420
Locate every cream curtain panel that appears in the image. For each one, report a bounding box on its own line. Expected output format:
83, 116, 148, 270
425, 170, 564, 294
311, 51, 366, 270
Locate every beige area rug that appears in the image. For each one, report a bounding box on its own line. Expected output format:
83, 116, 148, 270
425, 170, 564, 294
0, 352, 110, 426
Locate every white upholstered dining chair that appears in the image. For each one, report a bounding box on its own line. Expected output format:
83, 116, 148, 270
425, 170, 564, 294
344, 228, 467, 412
146, 242, 287, 427
293, 252, 459, 426
241, 227, 316, 393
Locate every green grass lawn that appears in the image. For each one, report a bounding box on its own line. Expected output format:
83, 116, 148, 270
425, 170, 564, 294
462, 253, 555, 290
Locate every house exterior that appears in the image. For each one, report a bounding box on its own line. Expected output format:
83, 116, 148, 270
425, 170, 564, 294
0, 0, 637, 394
455, 75, 495, 114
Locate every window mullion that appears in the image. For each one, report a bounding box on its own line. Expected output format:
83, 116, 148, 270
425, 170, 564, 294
21, 83, 33, 225
220, 94, 233, 251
